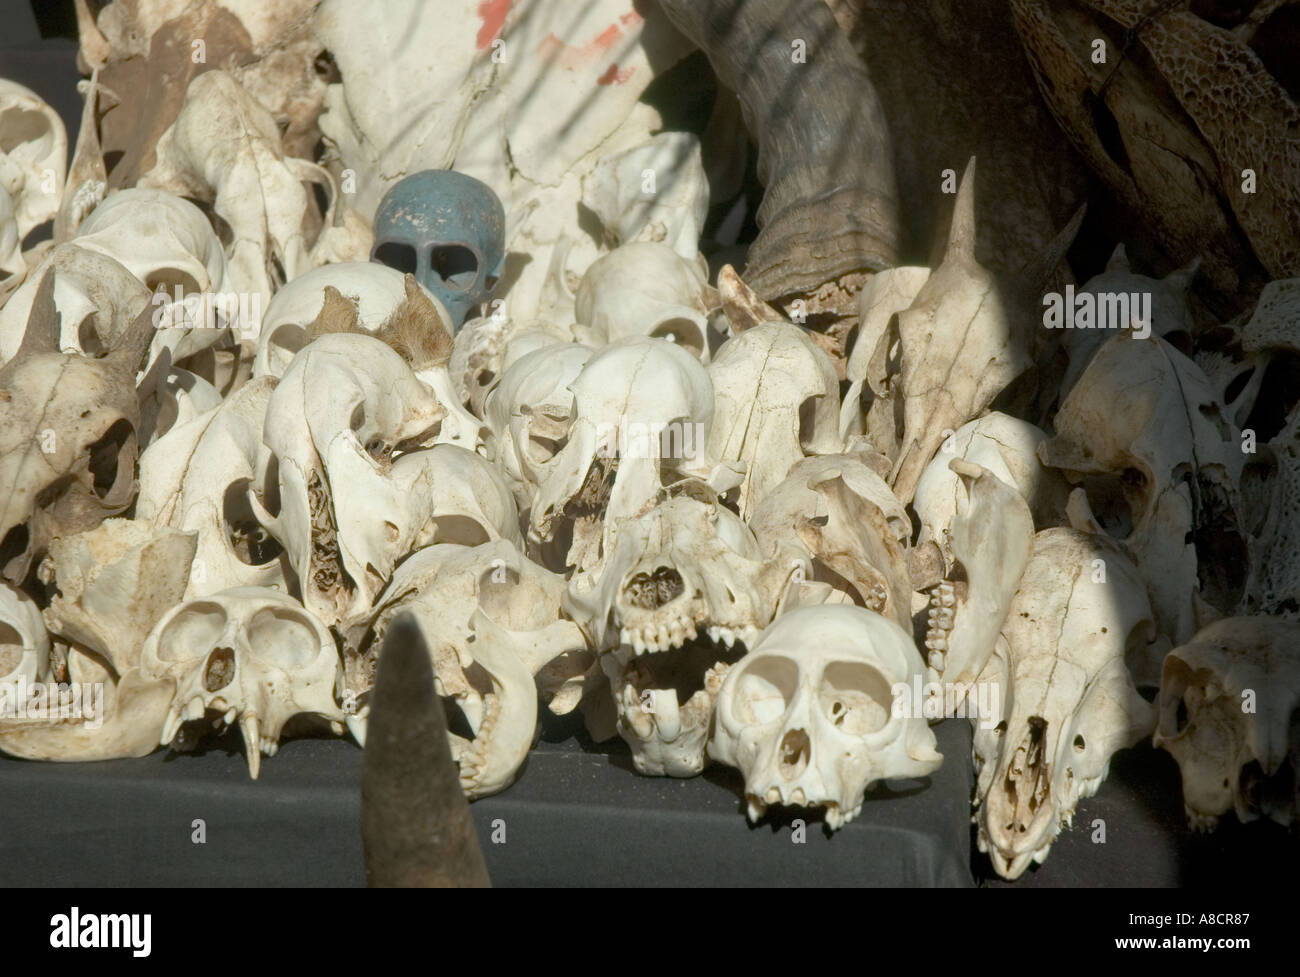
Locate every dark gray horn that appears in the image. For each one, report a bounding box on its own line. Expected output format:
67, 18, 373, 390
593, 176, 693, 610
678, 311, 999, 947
656, 0, 900, 307
360, 612, 491, 887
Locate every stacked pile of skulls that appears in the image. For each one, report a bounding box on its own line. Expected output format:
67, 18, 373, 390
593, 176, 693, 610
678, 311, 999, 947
0, 0, 1296, 884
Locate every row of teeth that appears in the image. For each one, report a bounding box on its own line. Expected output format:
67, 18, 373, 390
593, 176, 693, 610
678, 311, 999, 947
925, 581, 956, 671
619, 619, 753, 657
160, 699, 276, 779
745, 791, 862, 830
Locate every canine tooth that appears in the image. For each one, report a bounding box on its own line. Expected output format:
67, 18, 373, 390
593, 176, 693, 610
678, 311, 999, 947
345, 714, 368, 746
160, 708, 182, 746
747, 798, 767, 822
240, 714, 262, 780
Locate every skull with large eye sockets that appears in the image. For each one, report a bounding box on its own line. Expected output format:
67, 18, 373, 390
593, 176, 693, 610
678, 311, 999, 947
371, 170, 506, 330
139, 587, 344, 779
710, 604, 942, 829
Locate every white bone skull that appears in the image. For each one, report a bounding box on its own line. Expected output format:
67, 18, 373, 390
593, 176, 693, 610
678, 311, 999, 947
0, 79, 66, 238
582, 132, 710, 260
707, 322, 843, 519
348, 540, 587, 797
137, 376, 291, 598
250, 333, 446, 628
711, 604, 943, 829
574, 242, 713, 361
567, 485, 775, 777
1154, 615, 1300, 830
972, 528, 1158, 880
1039, 334, 1247, 645
139, 586, 345, 779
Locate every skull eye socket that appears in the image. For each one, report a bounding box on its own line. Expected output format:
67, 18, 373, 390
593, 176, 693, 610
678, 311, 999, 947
651, 318, 704, 356
157, 603, 228, 663
0, 622, 24, 675
429, 246, 479, 290
818, 662, 890, 736
734, 657, 799, 726
245, 607, 323, 671
87, 419, 135, 499
374, 241, 418, 276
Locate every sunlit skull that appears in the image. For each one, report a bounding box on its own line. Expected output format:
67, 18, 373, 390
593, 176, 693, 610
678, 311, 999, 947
0, 580, 50, 689
710, 604, 943, 829
139, 587, 344, 779
567, 484, 776, 777
0, 79, 66, 238
371, 170, 506, 329
574, 242, 713, 360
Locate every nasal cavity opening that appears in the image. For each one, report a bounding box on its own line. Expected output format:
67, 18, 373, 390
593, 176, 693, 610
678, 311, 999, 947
779, 728, 810, 780
203, 646, 236, 693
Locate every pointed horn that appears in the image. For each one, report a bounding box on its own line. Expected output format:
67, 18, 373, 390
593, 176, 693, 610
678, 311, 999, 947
361, 612, 491, 888
1020, 202, 1088, 291
104, 291, 159, 379
3, 266, 61, 374
1165, 255, 1201, 293
944, 157, 979, 262
718, 264, 781, 334
1105, 243, 1129, 273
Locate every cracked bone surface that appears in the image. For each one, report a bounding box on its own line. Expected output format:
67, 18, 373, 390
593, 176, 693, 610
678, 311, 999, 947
139, 586, 345, 779
748, 454, 913, 632
972, 528, 1158, 880
250, 333, 446, 628
1154, 616, 1300, 831
349, 540, 588, 798
567, 486, 775, 777
1038, 334, 1247, 646
710, 604, 942, 829
707, 322, 843, 520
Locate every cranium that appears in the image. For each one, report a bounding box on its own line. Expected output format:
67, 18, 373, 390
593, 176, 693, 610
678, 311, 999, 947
1154, 615, 1300, 830
139, 586, 345, 778
0, 79, 66, 238
567, 485, 775, 777
136, 376, 292, 598
371, 169, 506, 330
527, 337, 714, 574
348, 540, 588, 797
912, 412, 1066, 571
0, 244, 151, 366
249, 333, 446, 627
972, 528, 1158, 880
582, 132, 710, 260
748, 454, 913, 631
451, 309, 579, 420
887, 160, 1036, 504
252, 268, 482, 452
574, 242, 714, 360
922, 461, 1036, 697
1039, 333, 1247, 645
707, 322, 843, 519
138, 70, 317, 305
710, 604, 943, 829
0, 276, 151, 584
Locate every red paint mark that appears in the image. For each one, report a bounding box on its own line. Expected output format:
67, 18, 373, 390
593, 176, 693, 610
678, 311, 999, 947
535, 12, 642, 69
476, 0, 511, 49
596, 63, 634, 85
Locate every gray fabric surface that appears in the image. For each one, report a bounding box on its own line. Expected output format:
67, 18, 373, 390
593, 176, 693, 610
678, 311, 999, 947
0, 717, 975, 887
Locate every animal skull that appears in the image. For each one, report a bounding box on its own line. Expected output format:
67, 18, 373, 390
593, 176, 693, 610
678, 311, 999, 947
710, 604, 943, 829
250, 333, 446, 628
567, 485, 775, 776
574, 242, 714, 361
973, 528, 1158, 879
348, 540, 587, 797
139, 586, 344, 778
707, 322, 843, 519
0, 79, 66, 238
0, 580, 50, 689
1154, 615, 1300, 830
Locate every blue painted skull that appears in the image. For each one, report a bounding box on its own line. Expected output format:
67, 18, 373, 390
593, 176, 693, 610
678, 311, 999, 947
371, 170, 506, 329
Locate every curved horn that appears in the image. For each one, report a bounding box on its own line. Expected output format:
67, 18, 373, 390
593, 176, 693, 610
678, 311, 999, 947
656, 0, 899, 305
